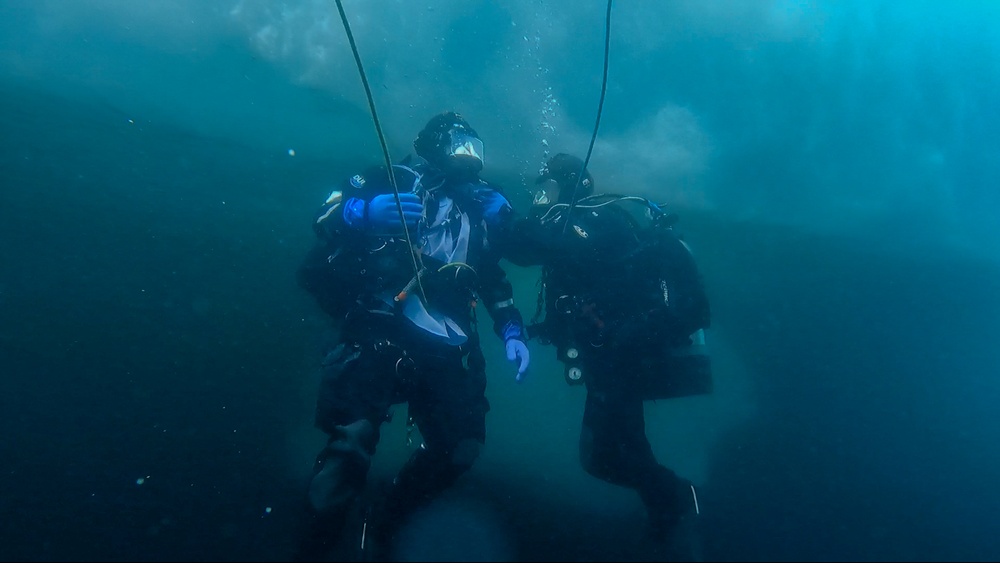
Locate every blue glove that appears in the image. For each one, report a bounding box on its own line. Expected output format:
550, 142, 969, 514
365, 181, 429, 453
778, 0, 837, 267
502, 321, 530, 382
506, 338, 530, 382
343, 193, 422, 235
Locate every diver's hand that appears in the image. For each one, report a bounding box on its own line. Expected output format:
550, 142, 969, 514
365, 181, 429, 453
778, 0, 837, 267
505, 338, 530, 382
343, 193, 422, 235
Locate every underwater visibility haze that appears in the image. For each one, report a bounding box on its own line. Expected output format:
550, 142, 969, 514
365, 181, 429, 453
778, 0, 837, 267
2, 0, 999, 561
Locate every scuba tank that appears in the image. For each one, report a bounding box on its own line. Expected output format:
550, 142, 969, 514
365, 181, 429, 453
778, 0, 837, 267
557, 329, 713, 399
539, 195, 713, 399
634, 327, 713, 401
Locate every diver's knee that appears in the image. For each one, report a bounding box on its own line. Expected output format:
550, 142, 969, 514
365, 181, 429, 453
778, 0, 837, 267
450, 439, 482, 468
307, 420, 377, 514
334, 419, 377, 453
579, 427, 599, 477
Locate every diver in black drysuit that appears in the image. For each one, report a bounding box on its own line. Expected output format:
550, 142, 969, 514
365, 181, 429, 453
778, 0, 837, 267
502, 153, 712, 542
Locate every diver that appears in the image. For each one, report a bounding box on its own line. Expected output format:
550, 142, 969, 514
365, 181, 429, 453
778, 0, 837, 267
293, 111, 530, 561
502, 152, 712, 547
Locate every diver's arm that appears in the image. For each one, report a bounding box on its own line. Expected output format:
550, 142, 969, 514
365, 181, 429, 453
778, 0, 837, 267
297, 202, 361, 319
312, 190, 352, 241
475, 188, 528, 341
479, 258, 526, 342
500, 210, 556, 267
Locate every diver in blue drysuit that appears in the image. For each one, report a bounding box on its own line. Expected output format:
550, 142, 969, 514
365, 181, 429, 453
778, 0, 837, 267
294, 112, 530, 561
